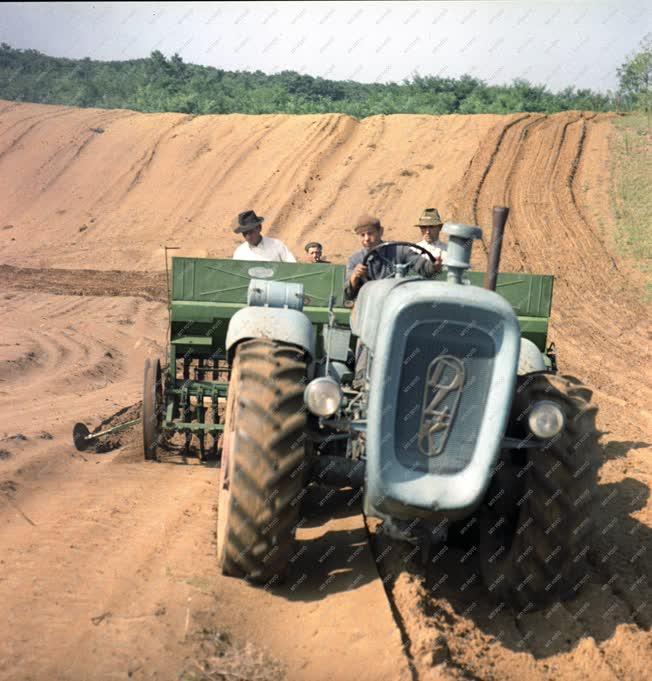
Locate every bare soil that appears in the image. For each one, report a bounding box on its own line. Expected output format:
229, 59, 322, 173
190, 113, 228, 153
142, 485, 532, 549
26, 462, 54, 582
0, 100, 649, 680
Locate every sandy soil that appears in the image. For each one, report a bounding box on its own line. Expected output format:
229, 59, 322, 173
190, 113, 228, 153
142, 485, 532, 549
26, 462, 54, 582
0, 100, 650, 680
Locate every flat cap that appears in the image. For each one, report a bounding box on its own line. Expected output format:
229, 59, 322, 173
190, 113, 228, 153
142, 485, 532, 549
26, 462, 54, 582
353, 214, 382, 234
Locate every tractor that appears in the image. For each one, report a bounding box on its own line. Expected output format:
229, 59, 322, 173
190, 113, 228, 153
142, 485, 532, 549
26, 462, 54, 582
142, 207, 599, 611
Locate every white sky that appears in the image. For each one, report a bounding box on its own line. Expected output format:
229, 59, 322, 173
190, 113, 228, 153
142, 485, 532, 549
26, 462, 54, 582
0, 1, 649, 91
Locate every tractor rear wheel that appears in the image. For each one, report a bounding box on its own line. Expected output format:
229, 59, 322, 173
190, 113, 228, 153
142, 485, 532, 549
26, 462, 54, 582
217, 339, 307, 584
479, 373, 599, 611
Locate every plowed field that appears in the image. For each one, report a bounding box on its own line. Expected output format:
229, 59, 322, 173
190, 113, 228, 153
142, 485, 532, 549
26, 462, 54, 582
0, 100, 650, 681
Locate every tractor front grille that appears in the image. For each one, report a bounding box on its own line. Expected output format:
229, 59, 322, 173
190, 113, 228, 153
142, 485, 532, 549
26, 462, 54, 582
394, 321, 495, 474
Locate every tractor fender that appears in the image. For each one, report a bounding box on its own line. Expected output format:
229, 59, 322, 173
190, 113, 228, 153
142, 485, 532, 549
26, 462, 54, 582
225, 306, 315, 360
518, 337, 546, 375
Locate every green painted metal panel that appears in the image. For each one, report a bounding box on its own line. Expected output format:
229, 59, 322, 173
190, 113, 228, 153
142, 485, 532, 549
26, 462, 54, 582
170, 301, 352, 326
170, 335, 213, 347
171, 257, 552, 319
171, 257, 347, 307
169, 258, 552, 351
450, 272, 553, 318
516, 316, 549, 351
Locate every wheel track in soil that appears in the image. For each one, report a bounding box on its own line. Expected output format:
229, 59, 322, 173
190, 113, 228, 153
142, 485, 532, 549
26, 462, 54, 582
0, 103, 74, 141
0, 264, 413, 681
185, 115, 291, 223
36, 110, 139, 195
473, 112, 650, 428
449, 113, 531, 255
123, 115, 197, 197
290, 115, 387, 245
0, 106, 79, 162
386, 111, 652, 681
258, 114, 358, 241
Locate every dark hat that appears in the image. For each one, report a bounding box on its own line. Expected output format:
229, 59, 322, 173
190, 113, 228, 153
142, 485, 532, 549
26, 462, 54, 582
234, 210, 264, 234
304, 241, 323, 252
353, 214, 382, 234
415, 208, 443, 228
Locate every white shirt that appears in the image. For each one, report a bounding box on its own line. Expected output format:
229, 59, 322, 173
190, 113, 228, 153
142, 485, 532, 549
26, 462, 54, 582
415, 239, 448, 264
232, 235, 297, 262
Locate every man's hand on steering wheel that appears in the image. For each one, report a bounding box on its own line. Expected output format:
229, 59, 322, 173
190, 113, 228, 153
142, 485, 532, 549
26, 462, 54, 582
362, 241, 441, 280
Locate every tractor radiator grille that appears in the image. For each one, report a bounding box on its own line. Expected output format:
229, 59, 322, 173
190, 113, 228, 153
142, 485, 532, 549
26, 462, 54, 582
394, 322, 495, 475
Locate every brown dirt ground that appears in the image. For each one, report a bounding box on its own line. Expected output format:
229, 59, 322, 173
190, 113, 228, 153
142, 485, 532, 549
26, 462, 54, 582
0, 100, 650, 681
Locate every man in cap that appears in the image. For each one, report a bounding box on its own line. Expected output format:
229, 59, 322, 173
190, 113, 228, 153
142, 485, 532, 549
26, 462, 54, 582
414, 208, 447, 264
304, 242, 329, 263
345, 214, 441, 299
232, 210, 296, 262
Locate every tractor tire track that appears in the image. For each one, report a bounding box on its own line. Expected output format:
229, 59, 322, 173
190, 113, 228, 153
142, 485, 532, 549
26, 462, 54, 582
247, 114, 353, 234
37, 111, 139, 194
124, 114, 195, 195
0, 104, 72, 139
469, 113, 531, 227
87, 114, 194, 207
186, 116, 290, 222
269, 115, 366, 242
293, 115, 388, 243
383, 110, 652, 681
0, 107, 78, 163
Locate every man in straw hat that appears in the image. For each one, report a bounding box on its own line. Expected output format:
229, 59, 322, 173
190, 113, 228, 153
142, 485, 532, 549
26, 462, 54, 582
232, 210, 296, 262
414, 207, 447, 264
345, 214, 441, 299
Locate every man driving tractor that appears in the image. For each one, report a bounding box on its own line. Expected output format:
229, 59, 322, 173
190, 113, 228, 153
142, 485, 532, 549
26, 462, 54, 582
344, 214, 443, 299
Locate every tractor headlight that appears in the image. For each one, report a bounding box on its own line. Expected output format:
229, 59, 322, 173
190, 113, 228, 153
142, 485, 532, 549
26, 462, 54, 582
304, 377, 343, 417
528, 400, 565, 439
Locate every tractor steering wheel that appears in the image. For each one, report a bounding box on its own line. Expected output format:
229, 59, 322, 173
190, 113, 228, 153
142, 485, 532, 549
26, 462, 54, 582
362, 241, 437, 280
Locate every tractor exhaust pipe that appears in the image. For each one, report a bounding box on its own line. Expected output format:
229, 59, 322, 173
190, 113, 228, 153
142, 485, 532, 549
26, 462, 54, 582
484, 206, 509, 291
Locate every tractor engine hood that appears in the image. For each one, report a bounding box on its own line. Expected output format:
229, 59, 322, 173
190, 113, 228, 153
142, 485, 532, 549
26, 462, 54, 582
362, 279, 521, 521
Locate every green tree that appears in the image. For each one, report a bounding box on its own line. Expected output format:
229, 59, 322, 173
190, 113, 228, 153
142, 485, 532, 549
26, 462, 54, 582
0, 43, 618, 118
617, 33, 651, 116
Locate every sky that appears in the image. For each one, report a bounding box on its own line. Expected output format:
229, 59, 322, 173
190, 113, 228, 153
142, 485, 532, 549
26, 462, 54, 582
0, 1, 649, 92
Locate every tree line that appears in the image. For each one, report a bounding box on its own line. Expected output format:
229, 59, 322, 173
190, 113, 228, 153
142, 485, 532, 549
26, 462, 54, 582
0, 39, 648, 117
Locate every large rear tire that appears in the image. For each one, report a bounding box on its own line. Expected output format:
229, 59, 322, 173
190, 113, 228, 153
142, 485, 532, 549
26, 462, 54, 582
217, 339, 307, 584
480, 373, 599, 611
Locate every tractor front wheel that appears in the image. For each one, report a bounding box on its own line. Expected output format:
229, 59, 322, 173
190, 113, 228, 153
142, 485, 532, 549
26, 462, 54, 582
479, 373, 599, 611
217, 339, 307, 584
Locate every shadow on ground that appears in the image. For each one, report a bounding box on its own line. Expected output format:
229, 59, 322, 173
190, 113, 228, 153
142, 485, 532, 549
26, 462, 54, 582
277, 486, 377, 600
375, 468, 651, 658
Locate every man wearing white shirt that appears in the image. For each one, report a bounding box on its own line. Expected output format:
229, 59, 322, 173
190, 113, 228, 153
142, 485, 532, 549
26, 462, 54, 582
414, 208, 447, 265
232, 210, 297, 262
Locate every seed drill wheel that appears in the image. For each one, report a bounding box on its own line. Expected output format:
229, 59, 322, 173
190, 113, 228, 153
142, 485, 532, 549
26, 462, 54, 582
73, 423, 91, 451
479, 373, 599, 611
142, 358, 163, 461
217, 338, 307, 584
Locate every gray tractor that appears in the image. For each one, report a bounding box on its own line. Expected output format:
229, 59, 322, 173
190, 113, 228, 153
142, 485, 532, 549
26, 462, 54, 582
216, 208, 598, 610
